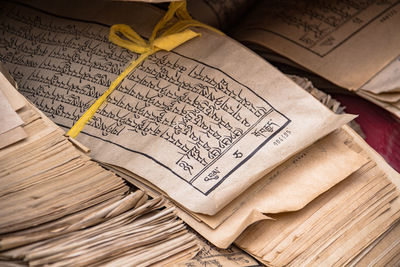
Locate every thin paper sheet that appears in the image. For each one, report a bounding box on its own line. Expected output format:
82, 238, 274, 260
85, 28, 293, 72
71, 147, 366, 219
0, 89, 23, 135
0, 74, 24, 135
361, 55, 400, 94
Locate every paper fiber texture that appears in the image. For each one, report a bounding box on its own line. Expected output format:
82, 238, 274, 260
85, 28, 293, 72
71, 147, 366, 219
0, 68, 27, 148
0, 86, 23, 135
0, 67, 26, 135
0, 1, 354, 215
357, 55, 400, 118
234, 0, 400, 90
361, 55, 400, 94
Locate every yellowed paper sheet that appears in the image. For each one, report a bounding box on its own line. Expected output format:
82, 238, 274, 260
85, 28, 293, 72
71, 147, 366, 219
352, 220, 400, 266
0, 1, 354, 215
360, 90, 400, 103
233, 0, 400, 90
343, 125, 400, 189
0, 127, 27, 149
0, 88, 23, 135
0, 71, 27, 148
0, 70, 25, 111
357, 90, 400, 119
361, 55, 400, 94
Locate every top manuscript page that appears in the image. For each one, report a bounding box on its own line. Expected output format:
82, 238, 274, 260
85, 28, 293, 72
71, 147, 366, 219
0, 1, 353, 215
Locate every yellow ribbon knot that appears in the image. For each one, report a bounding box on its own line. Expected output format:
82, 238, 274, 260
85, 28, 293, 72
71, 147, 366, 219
67, 1, 222, 138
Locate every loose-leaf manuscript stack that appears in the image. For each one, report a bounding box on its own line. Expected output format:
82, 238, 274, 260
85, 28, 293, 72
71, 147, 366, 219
232, 0, 400, 118
0, 70, 199, 266
0, 1, 399, 266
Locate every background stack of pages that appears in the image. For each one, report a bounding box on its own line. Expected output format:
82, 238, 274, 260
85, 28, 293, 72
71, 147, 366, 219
0, 0, 399, 266
229, 0, 400, 119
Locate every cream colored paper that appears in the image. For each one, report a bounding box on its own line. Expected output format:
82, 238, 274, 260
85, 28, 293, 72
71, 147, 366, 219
0, 70, 25, 111
233, 0, 400, 90
0, 1, 354, 215
0, 89, 23, 135
0, 127, 27, 150
351, 220, 400, 266
361, 90, 400, 103
357, 90, 400, 119
361, 55, 400, 94
0, 68, 28, 149
0, 78, 24, 135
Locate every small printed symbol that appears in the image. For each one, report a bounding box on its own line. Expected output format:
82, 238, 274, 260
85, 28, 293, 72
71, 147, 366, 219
352, 17, 363, 24
233, 150, 243, 159
178, 161, 193, 175
204, 167, 220, 181
320, 36, 335, 46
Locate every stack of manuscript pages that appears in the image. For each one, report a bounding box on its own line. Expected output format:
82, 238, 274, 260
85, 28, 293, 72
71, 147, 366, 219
0, 1, 400, 266
356, 56, 400, 119
232, 0, 400, 119
0, 70, 199, 266
173, 78, 400, 267
218, 76, 400, 266
234, 125, 400, 266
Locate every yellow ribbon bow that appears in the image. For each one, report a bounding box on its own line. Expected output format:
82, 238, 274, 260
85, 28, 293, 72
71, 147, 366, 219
67, 1, 222, 138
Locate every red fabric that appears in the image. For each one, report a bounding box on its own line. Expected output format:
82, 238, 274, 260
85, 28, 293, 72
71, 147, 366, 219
334, 94, 400, 173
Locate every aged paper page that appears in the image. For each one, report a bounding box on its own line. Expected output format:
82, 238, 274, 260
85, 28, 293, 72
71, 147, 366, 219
352, 220, 400, 266
0, 69, 25, 111
0, 1, 354, 215
357, 90, 400, 118
0, 88, 23, 134
361, 55, 400, 94
233, 0, 400, 90
0, 69, 27, 148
